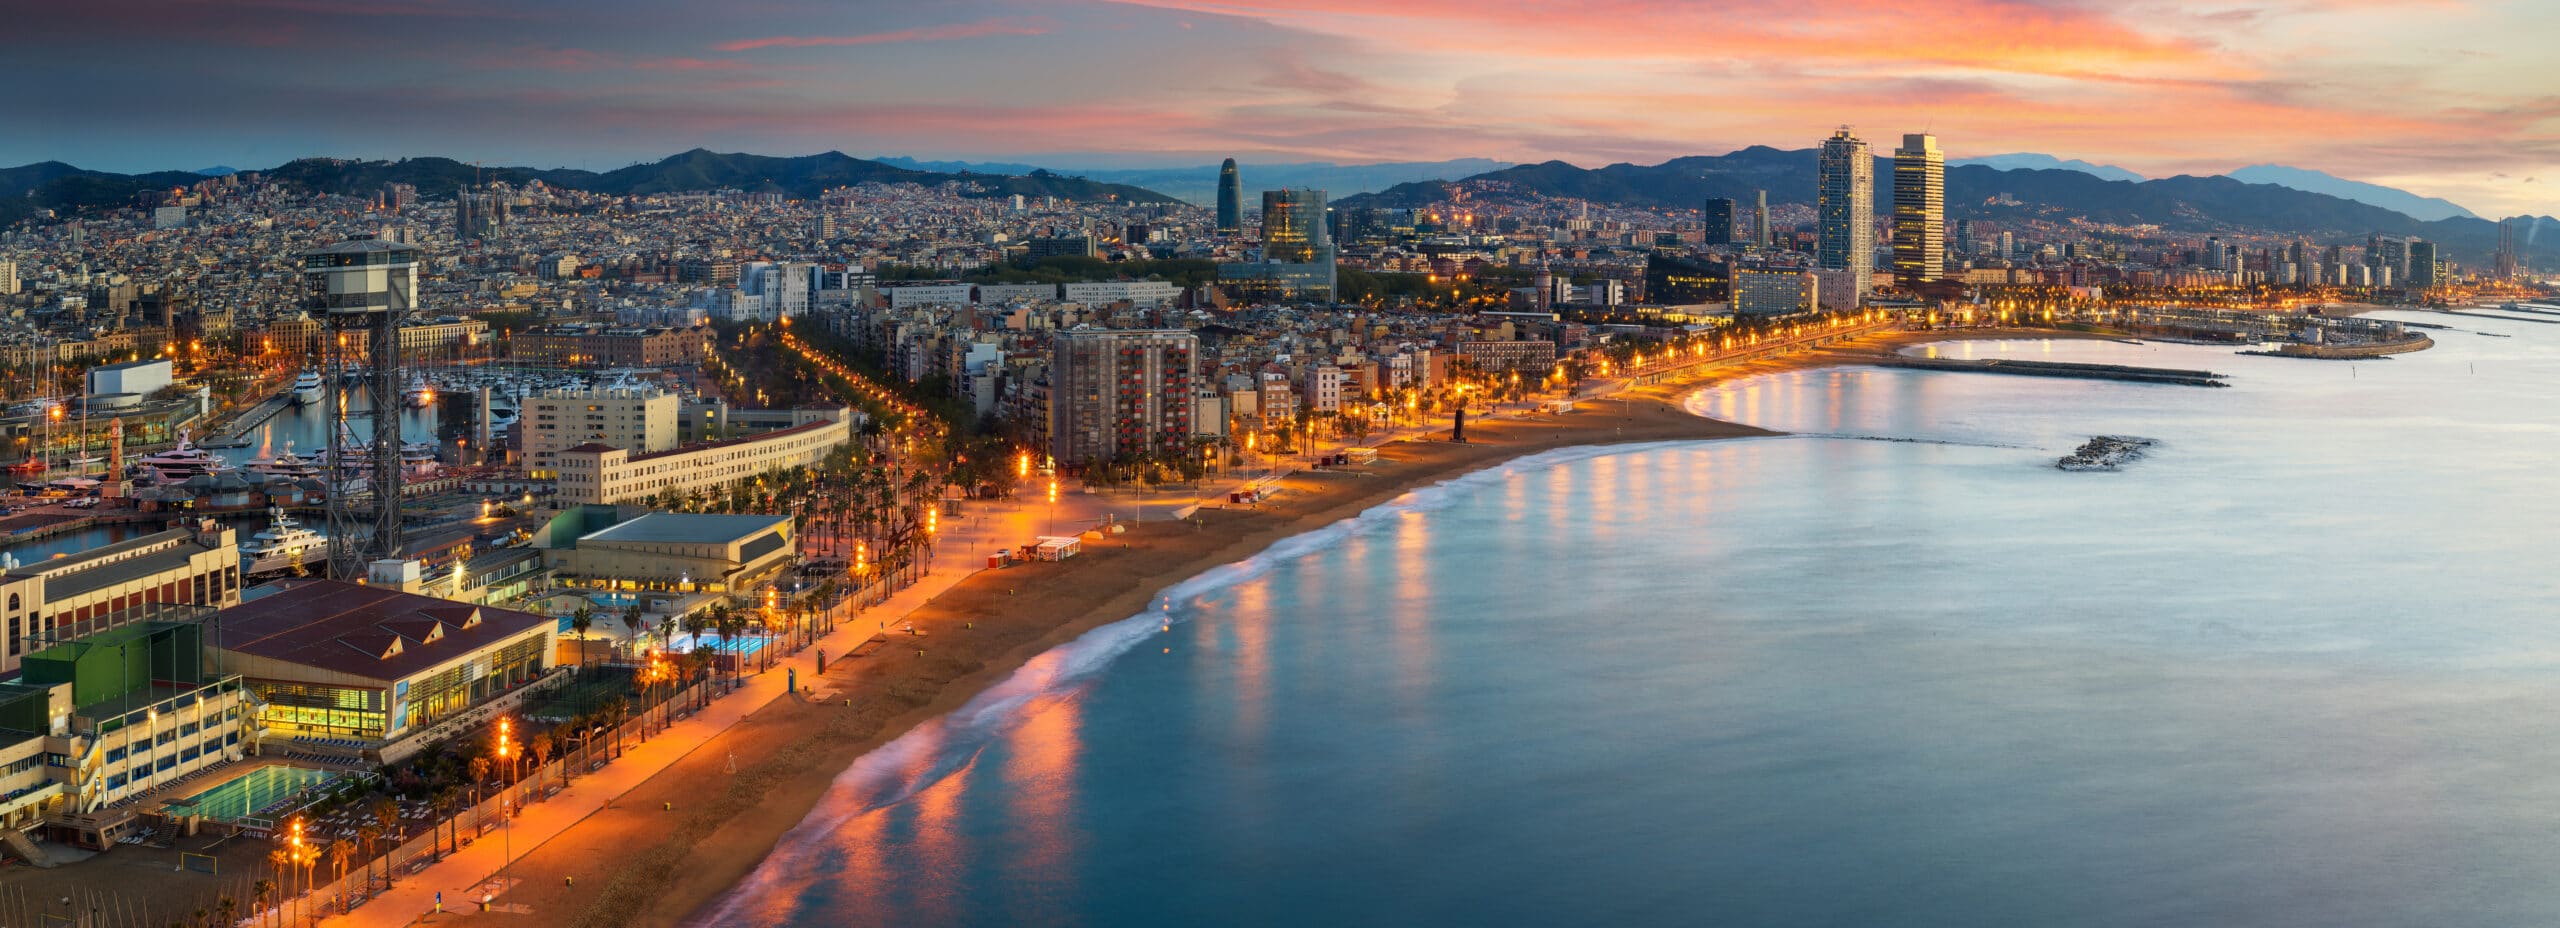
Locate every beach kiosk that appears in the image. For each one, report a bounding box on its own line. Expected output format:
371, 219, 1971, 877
1033, 536, 1082, 561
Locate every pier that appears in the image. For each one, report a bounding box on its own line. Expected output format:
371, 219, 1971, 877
206, 391, 293, 446
1876, 356, 2229, 387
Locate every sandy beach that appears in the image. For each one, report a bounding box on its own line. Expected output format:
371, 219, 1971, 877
432, 327, 2074, 928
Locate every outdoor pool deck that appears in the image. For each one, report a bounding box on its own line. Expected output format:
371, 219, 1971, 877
159, 761, 342, 824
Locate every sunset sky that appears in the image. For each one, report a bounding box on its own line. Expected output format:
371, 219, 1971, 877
7, 0, 2553, 216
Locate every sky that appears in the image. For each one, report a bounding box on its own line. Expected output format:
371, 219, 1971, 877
4, 0, 2554, 217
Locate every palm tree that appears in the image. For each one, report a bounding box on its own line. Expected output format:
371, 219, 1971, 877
529, 737, 554, 793
217, 896, 238, 928
568, 605, 595, 669
252, 878, 274, 928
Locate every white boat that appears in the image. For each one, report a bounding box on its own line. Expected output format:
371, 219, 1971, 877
400, 441, 440, 477
133, 434, 232, 481
249, 442, 323, 479
290, 370, 325, 407
241, 507, 328, 574
404, 375, 435, 409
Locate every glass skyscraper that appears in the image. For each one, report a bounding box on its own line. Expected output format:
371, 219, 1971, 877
1216, 159, 1241, 234
1817, 127, 1873, 297
1891, 133, 1944, 288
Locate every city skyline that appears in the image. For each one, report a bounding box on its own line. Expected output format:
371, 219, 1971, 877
2, 1, 2553, 217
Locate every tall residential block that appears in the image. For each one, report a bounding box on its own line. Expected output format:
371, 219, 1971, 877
1047, 328, 1199, 468
1702, 198, 1736, 246
1891, 133, 1944, 287
1752, 190, 1771, 248
1216, 159, 1242, 234
1817, 128, 1873, 297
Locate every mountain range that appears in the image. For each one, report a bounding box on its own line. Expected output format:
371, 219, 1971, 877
2223, 165, 2478, 222
874, 157, 1508, 204
1948, 153, 2145, 183
0, 149, 1181, 226
1337, 147, 2541, 264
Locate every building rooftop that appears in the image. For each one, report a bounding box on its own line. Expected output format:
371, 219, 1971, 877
614, 418, 836, 465
578, 512, 789, 546
211, 581, 550, 684
7, 528, 221, 600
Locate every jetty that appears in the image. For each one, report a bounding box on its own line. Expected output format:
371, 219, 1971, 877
2058, 436, 2155, 471
1878, 356, 2228, 387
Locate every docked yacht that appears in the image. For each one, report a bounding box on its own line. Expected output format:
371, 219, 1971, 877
133, 435, 232, 481
249, 442, 324, 479
290, 370, 325, 407
240, 507, 328, 574
404, 375, 435, 409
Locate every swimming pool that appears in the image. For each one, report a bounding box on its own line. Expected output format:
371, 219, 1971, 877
662, 633, 772, 657
169, 765, 339, 823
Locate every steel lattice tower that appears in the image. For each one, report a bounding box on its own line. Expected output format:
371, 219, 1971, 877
302, 238, 419, 581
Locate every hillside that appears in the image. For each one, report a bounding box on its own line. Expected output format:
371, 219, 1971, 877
1, 149, 1181, 226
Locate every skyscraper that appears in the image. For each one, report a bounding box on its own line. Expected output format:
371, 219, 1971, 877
2495, 217, 2520, 280
1216, 159, 1242, 234
1891, 133, 1944, 288
1816, 127, 1873, 297
2407, 240, 2440, 288
1261, 188, 1329, 263
1218, 188, 1335, 300
1752, 190, 1771, 249
1702, 198, 1735, 246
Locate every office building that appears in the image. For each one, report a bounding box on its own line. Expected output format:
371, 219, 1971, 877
2407, 240, 2440, 288
1221, 188, 1335, 300
1262, 189, 1329, 263
1733, 268, 1819, 316
1046, 328, 1198, 468
0, 259, 15, 295
1817, 128, 1873, 298
1891, 133, 1945, 288
1216, 159, 1242, 234
1703, 198, 1735, 246
1024, 235, 1098, 260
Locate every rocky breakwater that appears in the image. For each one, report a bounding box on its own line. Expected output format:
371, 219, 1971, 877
2057, 435, 2155, 471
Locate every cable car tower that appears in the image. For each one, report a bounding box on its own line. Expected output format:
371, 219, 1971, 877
300, 237, 419, 581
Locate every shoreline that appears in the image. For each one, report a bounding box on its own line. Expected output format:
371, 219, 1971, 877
480, 327, 2092, 928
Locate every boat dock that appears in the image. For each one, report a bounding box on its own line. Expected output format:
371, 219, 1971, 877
205, 392, 294, 447
1878, 356, 2229, 387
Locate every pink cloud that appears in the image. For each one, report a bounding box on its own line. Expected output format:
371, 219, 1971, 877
715, 16, 1053, 53
633, 57, 747, 71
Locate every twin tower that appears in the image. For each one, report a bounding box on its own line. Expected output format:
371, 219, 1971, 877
1818, 128, 1945, 294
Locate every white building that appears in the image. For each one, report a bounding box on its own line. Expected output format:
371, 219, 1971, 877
1061, 280, 1182, 308
85, 359, 172, 397
886, 283, 974, 309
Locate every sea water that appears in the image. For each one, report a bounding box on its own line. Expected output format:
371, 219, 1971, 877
702, 310, 2560, 927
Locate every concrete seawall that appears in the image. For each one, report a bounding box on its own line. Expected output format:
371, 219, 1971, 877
1876, 356, 2229, 387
